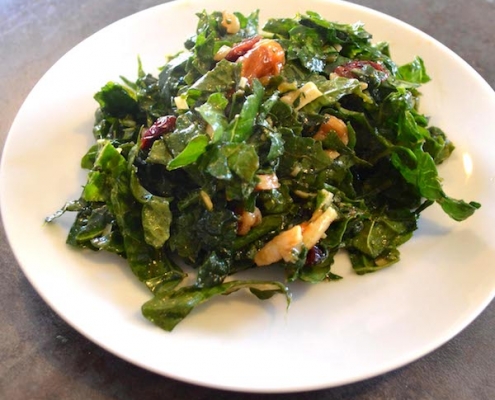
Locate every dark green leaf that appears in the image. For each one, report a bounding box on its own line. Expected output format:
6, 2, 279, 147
397, 57, 431, 84
228, 79, 264, 143
167, 135, 210, 170
94, 82, 139, 118
142, 280, 290, 331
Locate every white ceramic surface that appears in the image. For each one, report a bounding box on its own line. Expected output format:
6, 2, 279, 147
1, 0, 495, 393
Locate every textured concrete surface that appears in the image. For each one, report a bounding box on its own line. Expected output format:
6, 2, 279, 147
1, 0, 494, 399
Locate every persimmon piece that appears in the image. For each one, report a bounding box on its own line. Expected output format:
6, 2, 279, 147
238, 40, 285, 84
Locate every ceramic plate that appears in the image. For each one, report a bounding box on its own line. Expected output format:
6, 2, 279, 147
1, 0, 495, 393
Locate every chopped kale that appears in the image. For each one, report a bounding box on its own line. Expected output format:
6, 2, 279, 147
46, 10, 480, 331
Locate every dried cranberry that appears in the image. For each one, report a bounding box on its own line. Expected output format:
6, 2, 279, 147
140, 115, 177, 150
306, 246, 325, 266
334, 60, 389, 80
225, 35, 262, 62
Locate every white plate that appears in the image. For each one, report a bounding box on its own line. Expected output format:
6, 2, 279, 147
1, 0, 495, 393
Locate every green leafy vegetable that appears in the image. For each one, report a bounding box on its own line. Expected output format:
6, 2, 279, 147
142, 280, 290, 331
46, 9, 480, 331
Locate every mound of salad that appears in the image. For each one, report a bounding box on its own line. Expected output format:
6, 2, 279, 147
46, 10, 480, 331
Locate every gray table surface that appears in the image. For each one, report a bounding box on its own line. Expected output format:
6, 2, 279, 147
1, 0, 494, 398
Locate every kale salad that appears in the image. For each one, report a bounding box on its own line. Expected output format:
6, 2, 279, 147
46, 10, 480, 331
